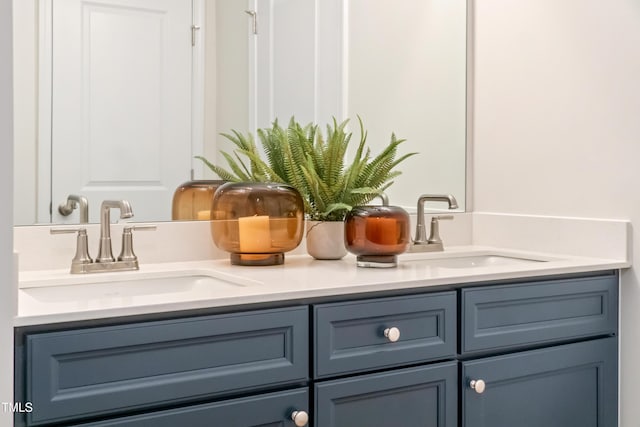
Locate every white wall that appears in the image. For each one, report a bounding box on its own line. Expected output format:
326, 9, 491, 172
205, 0, 468, 211
202, 0, 218, 173
473, 1, 640, 425
205, 0, 249, 171
12, 0, 37, 225
348, 0, 467, 210
0, 0, 14, 424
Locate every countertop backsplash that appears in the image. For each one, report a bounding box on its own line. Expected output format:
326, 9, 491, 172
15, 212, 630, 273
14, 213, 475, 272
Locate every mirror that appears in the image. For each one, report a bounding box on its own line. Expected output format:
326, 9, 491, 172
12, 0, 467, 225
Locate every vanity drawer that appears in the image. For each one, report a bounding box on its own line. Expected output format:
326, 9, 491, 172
72, 388, 309, 427
461, 273, 618, 354
24, 306, 309, 426
314, 292, 456, 378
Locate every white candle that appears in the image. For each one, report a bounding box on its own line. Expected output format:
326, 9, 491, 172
196, 210, 211, 220
238, 215, 271, 252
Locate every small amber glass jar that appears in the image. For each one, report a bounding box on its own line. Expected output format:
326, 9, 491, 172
172, 180, 226, 220
344, 205, 410, 268
210, 182, 304, 266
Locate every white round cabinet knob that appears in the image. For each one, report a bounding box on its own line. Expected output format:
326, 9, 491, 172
291, 410, 309, 426
470, 379, 486, 394
384, 327, 401, 342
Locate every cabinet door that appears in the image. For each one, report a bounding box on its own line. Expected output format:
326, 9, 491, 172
72, 388, 309, 427
462, 337, 617, 427
315, 362, 457, 427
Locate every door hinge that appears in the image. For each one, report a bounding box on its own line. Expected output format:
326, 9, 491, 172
191, 24, 201, 46
244, 10, 258, 35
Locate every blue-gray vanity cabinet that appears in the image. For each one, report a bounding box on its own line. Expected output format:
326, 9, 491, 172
314, 292, 456, 378
16, 271, 619, 427
71, 388, 309, 427
462, 337, 617, 427
22, 306, 308, 426
315, 362, 457, 427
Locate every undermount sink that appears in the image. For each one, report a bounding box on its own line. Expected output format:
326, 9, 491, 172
21, 273, 254, 304
401, 254, 549, 269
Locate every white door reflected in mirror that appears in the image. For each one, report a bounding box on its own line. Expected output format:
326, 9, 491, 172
49, 0, 193, 224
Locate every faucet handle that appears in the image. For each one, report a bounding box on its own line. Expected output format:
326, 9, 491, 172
126, 224, 157, 232
428, 215, 455, 245
50, 228, 93, 266
50, 227, 84, 234
117, 224, 157, 262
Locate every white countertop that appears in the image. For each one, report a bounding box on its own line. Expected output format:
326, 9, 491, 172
15, 245, 629, 327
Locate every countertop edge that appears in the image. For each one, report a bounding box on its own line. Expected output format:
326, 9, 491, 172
14, 248, 627, 327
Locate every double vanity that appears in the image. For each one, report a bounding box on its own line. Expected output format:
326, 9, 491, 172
11, 214, 630, 427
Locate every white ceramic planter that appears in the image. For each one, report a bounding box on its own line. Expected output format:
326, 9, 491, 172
305, 220, 347, 260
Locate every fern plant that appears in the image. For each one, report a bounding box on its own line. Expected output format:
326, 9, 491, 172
196, 117, 417, 221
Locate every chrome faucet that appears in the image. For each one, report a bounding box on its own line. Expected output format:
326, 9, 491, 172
58, 194, 89, 223
410, 194, 458, 252
96, 200, 134, 263
51, 199, 155, 274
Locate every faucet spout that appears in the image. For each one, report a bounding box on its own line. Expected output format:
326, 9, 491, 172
58, 194, 89, 223
96, 200, 134, 263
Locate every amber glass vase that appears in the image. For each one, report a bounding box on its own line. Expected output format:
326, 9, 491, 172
172, 180, 226, 220
210, 182, 304, 266
344, 205, 410, 268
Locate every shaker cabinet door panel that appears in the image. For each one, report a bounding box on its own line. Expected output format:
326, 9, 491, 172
24, 306, 308, 426
314, 292, 456, 378
462, 337, 617, 427
315, 362, 457, 427
461, 273, 618, 354
72, 388, 309, 427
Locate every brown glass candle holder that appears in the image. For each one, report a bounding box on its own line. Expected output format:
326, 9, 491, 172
171, 180, 226, 220
344, 205, 410, 268
210, 182, 304, 266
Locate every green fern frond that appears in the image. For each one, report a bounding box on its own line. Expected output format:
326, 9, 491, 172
194, 156, 240, 182
195, 116, 417, 221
